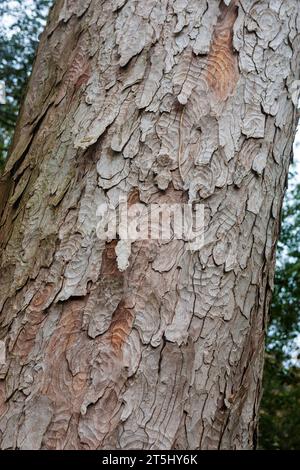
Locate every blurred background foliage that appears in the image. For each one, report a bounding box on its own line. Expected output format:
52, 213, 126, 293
259, 179, 300, 449
0, 0, 299, 450
0, 0, 50, 167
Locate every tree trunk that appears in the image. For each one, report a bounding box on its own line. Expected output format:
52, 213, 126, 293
0, 0, 299, 450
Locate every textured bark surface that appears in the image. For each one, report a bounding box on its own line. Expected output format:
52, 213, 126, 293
0, 0, 299, 450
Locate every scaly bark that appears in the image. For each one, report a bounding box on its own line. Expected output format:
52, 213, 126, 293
0, 0, 299, 449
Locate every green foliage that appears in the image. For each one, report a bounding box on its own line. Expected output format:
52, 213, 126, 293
260, 360, 300, 450
259, 180, 300, 450
0, 0, 51, 169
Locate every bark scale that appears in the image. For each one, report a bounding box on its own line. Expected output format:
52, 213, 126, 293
0, 0, 299, 450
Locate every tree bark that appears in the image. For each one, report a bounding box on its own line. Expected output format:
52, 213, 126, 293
0, 0, 299, 450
